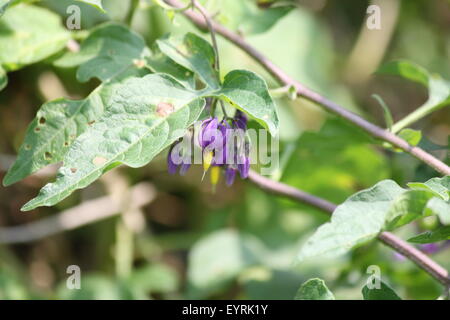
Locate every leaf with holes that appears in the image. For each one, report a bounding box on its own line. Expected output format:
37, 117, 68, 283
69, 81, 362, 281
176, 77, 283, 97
21, 74, 206, 211
156, 32, 219, 89
54, 23, 149, 82
3, 68, 148, 186
215, 69, 279, 136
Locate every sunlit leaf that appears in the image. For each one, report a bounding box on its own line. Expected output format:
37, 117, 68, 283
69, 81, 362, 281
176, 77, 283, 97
22, 74, 206, 210
3, 68, 147, 186
216, 69, 279, 136
297, 176, 450, 262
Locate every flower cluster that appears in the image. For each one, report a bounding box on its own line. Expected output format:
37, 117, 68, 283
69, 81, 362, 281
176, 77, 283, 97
167, 110, 250, 186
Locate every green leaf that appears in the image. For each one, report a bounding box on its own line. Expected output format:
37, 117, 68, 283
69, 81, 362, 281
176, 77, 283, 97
294, 278, 335, 300
377, 60, 430, 87
408, 176, 450, 201
297, 176, 450, 262
398, 128, 422, 147
54, 23, 149, 82
156, 32, 219, 89
0, 65, 6, 91
408, 226, 450, 244
200, 0, 293, 36
216, 69, 279, 136
157, 34, 278, 135
76, 0, 105, 12
377, 60, 450, 133
297, 180, 406, 262
21, 74, 205, 211
187, 229, 265, 296
3, 68, 147, 186
0, 5, 70, 71
362, 281, 401, 300
145, 44, 195, 89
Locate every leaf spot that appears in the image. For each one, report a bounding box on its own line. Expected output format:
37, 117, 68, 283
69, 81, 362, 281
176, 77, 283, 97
39, 117, 46, 125
87, 120, 96, 126
70, 168, 77, 173
156, 102, 174, 117
93, 156, 107, 166
34, 127, 41, 132
44, 152, 52, 160
133, 59, 145, 68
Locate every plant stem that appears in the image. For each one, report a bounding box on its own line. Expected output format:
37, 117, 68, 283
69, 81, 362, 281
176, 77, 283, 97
164, 0, 450, 176
125, 0, 139, 26
248, 170, 450, 286
191, 0, 220, 73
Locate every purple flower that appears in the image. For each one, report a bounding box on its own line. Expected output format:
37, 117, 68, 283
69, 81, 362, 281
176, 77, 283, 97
167, 138, 192, 176
225, 167, 237, 186
237, 156, 250, 178
421, 243, 440, 255
167, 152, 178, 175
198, 117, 219, 149
233, 110, 247, 130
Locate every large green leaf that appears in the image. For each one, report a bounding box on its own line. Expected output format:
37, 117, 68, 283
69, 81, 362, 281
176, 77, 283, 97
216, 69, 279, 136
377, 60, 450, 133
294, 278, 335, 300
362, 281, 401, 300
408, 226, 450, 244
22, 74, 206, 210
156, 32, 219, 89
297, 177, 450, 262
3, 68, 147, 186
0, 5, 70, 72
54, 23, 149, 82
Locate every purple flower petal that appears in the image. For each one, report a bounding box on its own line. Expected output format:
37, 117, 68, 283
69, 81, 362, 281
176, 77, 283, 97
238, 156, 250, 179
167, 151, 178, 175
225, 167, 237, 186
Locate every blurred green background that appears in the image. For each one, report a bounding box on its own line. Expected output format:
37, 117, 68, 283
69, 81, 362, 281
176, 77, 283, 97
0, 0, 449, 299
